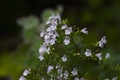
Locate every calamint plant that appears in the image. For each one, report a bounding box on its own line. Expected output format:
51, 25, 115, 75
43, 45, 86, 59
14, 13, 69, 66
19, 11, 120, 80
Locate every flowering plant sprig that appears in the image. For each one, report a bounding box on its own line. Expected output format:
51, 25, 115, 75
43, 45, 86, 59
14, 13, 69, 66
19, 12, 119, 80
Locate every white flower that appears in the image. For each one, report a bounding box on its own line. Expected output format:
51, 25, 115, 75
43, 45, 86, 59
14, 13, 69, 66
105, 53, 110, 59
39, 44, 47, 55
19, 76, 26, 80
81, 28, 88, 34
61, 24, 68, 30
65, 27, 72, 35
112, 77, 117, 80
62, 55, 67, 62
98, 36, 107, 48
74, 77, 80, 80
47, 65, 54, 73
23, 69, 30, 76
95, 53, 102, 60
46, 24, 57, 31
57, 68, 63, 79
46, 19, 51, 24
44, 34, 50, 42
56, 14, 61, 24
57, 68, 63, 74
63, 70, 68, 79
71, 68, 78, 76
56, 64, 60, 69
80, 77, 86, 80
38, 55, 44, 61
104, 79, 109, 80
84, 49, 92, 57
41, 78, 45, 80
40, 31, 46, 37
64, 36, 70, 45
57, 73, 63, 79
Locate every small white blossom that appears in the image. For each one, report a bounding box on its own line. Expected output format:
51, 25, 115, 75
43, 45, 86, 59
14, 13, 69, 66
74, 77, 80, 80
39, 44, 47, 55
95, 53, 102, 60
105, 53, 110, 59
47, 65, 54, 73
71, 68, 78, 76
23, 69, 30, 76
46, 19, 51, 24
56, 64, 60, 69
81, 28, 88, 34
56, 14, 61, 24
40, 31, 46, 37
19, 76, 26, 80
57, 73, 63, 79
112, 77, 117, 80
57, 68, 63, 74
64, 36, 70, 45
63, 70, 68, 79
49, 38, 56, 45
41, 77, 45, 80
38, 55, 44, 61
44, 34, 50, 40
104, 79, 109, 80
98, 36, 107, 48
46, 24, 57, 32
61, 24, 68, 30
65, 27, 72, 35
62, 55, 67, 62
84, 49, 92, 57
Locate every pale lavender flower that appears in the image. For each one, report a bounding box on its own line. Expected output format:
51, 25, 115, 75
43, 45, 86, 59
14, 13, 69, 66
98, 36, 107, 48
71, 68, 78, 76
47, 65, 54, 73
49, 38, 56, 45
57, 67, 63, 79
61, 24, 68, 30
44, 34, 50, 41
57, 73, 63, 79
39, 44, 47, 55
19, 76, 26, 80
104, 79, 109, 80
112, 77, 117, 80
74, 77, 80, 80
65, 27, 72, 35
62, 55, 67, 62
56, 14, 61, 24
63, 36, 70, 45
57, 68, 63, 74
105, 53, 110, 59
63, 70, 68, 79
81, 28, 88, 34
23, 69, 30, 76
46, 24, 57, 31
40, 31, 46, 37
46, 19, 51, 24
38, 55, 44, 61
84, 49, 92, 57
95, 53, 102, 60
41, 77, 45, 80
56, 64, 61, 69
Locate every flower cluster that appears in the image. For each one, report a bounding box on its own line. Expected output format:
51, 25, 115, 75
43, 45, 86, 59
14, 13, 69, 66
19, 69, 30, 80
39, 13, 61, 61
39, 13, 73, 61
19, 12, 118, 80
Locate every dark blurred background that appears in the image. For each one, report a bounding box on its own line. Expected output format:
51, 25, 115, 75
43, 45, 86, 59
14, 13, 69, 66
0, 0, 120, 79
